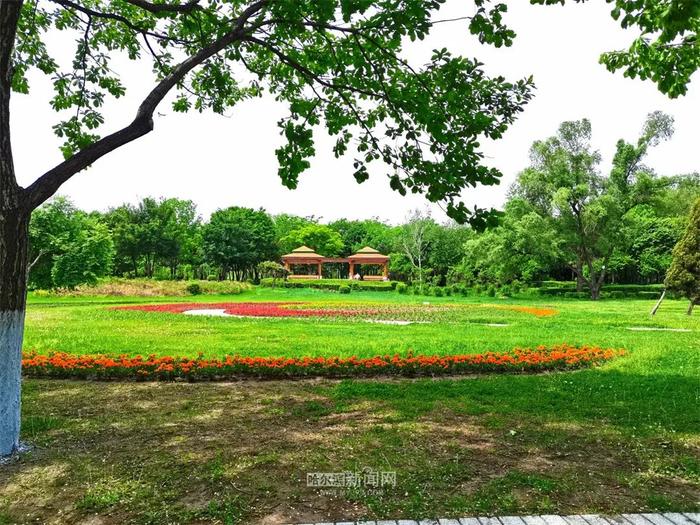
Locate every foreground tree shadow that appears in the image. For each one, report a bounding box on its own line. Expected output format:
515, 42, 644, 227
0, 367, 697, 524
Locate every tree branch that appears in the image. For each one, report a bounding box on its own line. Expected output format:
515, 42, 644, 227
49, 0, 193, 44
24, 0, 268, 210
26, 250, 44, 275
122, 0, 201, 14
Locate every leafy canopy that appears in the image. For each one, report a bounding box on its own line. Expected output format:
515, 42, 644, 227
203, 206, 277, 271
279, 223, 344, 257
665, 197, 700, 303
533, 0, 700, 97
13, 0, 536, 225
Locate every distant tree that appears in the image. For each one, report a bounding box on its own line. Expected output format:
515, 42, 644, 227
512, 112, 674, 299
50, 219, 114, 289
28, 197, 114, 289
203, 207, 277, 281
535, 0, 700, 98
28, 197, 83, 289
158, 199, 202, 278
426, 223, 472, 285
272, 214, 317, 245
452, 199, 561, 286
399, 209, 435, 291
104, 198, 200, 278
665, 198, 700, 315
279, 224, 344, 257
329, 218, 397, 256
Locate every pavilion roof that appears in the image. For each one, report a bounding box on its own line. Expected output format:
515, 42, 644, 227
348, 246, 389, 260
281, 245, 323, 259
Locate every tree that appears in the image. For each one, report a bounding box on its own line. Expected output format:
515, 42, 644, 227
104, 198, 200, 278
665, 198, 700, 315
399, 209, 435, 291
512, 113, 674, 299
451, 199, 561, 286
425, 222, 471, 285
272, 214, 317, 244
27, 197, 84, 289
50, 219, 114, 288
28, 197, 114, 289
329, 218, 396, 256
203, 207, 276, 280
279, 224, 344, 257
257, 260, 289, 286
534, 0, 700, 98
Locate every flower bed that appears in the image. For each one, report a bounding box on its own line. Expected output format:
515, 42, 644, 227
111, 301, 559, 321
22, 345, 624, 381
113, 302, 380, 318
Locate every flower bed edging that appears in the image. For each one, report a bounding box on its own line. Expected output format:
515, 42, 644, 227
22, 345, 625, 381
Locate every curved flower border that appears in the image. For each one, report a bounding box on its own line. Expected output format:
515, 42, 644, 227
111, 302, 558, 320
22, 345, 624, 381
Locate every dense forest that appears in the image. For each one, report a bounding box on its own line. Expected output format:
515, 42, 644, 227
28, 116, 700, 299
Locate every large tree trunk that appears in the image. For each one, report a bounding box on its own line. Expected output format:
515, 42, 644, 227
1, 0, 27, 457
688, 300, 696, 316
0, 205, 29, 457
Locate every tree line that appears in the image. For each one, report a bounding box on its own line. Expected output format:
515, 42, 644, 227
29, 114, 699, 299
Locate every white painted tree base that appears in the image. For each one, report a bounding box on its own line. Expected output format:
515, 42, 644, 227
0, 311, 24, 457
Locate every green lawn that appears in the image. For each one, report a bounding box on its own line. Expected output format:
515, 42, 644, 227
22, 287, 700, 359
1, 288, 698, 524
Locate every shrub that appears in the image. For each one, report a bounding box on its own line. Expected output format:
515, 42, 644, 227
511, 280, 522, 294
396, 282, 408, 294
338, 284, 351, 294
605, 291, 626, 299
563, 291, 589, 299
434, 287, 444, 297
36, 278, 252, 297
259, 278, 396, 292
186, 283, 202, 295
486, 285, 496, 297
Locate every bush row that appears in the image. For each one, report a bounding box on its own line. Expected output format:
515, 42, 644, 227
31, 278, 252, 297
259, 278, 397, 292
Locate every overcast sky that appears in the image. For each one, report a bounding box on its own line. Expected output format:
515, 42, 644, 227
10, 1, 700, 224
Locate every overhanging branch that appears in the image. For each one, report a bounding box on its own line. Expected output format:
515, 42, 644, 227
122, 0, 201, 14
24, 0, 269, 210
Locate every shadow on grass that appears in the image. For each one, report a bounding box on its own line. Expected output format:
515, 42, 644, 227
2, 368, 698, 524
327, 368, 700, 435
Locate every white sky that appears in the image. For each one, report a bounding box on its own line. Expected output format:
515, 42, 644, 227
10, 1, 700, 224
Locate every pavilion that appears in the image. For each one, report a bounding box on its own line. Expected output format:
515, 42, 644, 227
281, 246, 389, 280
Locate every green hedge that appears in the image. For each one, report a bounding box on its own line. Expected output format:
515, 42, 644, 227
259, 278, 397, 291
534, 281, 665, 299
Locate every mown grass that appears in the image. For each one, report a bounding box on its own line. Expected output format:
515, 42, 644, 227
22, 287, 700, 359
0, 287, 697, 524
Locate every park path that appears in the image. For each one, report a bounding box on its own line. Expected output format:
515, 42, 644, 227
288, 512, 700, 525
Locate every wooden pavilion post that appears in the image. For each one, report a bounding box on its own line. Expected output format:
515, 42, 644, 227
349, 262, 354, 279
383, 262, 388, 278
317, 262, 322, 279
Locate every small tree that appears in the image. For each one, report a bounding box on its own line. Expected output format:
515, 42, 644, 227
665, 198, 700, 315
400, 209, 434, 293
257, 261, 289, 287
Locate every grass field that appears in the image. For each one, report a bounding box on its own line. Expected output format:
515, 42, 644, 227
1, 288, 698, 524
